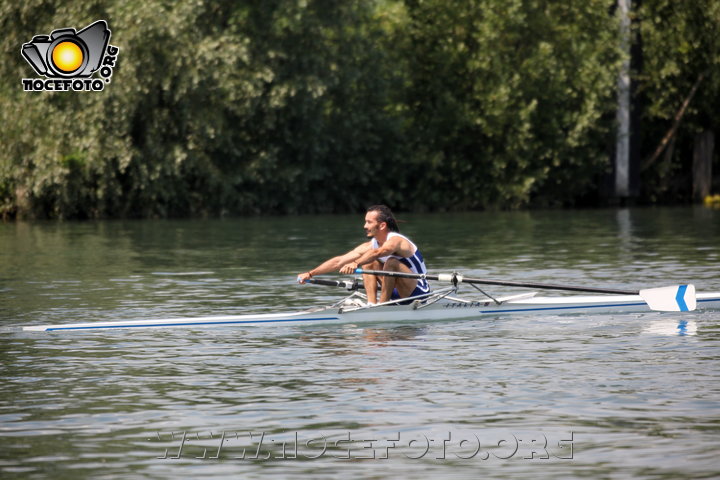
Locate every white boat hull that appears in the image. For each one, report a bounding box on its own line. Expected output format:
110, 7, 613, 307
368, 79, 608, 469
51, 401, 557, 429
22, 291, 720, 332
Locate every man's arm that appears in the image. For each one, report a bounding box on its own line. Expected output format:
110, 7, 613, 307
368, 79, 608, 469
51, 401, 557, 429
298, 243, 371, 283
339, 236, 413, 274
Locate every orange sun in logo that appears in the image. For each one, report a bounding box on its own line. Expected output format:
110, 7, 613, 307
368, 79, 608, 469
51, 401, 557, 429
52, 41, 83, 73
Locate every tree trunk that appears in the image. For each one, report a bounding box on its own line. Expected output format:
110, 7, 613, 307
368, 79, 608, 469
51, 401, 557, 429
614, 0, 632, 198
693, 130, 714, 202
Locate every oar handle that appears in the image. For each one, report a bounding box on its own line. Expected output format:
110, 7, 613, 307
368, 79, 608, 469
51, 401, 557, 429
306, 278, 364, 290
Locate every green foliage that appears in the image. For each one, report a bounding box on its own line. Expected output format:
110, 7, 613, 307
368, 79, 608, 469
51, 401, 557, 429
0, 0, 715, 219
1, 0, 407, 218
399, 0, 621, 209
636, 0, 720, 202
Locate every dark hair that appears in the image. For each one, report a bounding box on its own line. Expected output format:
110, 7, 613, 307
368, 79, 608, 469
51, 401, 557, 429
367, 205, 400, 232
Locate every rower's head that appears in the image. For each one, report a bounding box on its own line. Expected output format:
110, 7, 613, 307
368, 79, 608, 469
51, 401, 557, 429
365, 205, 400, 238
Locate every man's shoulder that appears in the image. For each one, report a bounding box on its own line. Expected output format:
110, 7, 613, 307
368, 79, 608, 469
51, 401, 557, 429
386, 232, 417, 255
387, 232, 410, 243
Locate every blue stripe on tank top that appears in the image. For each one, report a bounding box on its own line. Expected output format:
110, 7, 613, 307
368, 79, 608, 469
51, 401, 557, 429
408, 252, 431, 291
411, 256, 429, 291
409, 253, 424, 275
399, 256, 429, 292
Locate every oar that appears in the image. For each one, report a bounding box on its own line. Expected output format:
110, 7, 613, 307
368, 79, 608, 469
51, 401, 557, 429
354, 269, 696, 312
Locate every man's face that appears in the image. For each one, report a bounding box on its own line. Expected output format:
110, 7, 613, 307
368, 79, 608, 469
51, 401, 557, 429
364, 211, 385, 238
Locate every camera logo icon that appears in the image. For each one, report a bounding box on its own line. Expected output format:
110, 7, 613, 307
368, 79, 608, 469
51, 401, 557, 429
21, 20, 119, 92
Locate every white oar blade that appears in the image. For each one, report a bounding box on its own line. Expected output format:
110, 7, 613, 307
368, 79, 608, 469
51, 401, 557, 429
639, 284, 696, 312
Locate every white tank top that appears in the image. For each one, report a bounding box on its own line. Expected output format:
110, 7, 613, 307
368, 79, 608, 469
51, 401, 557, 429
371, 232, 430, 292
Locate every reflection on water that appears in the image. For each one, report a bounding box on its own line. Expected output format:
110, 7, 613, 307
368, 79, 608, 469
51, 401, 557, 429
1, 207, 720, 479
642, 319, 698, 336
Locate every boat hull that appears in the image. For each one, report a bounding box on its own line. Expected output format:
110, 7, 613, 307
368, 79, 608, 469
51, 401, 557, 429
21, 292, 720, 332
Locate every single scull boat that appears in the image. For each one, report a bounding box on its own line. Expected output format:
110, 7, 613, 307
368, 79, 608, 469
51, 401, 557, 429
21, 272, 720, 332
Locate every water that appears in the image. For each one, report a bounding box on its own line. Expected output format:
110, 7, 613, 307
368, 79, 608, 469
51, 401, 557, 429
1, 208, 719, 479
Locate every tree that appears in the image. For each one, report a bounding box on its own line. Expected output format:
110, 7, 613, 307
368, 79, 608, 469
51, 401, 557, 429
399, 0, 622, 209
0, 0, 406, 218
636, 0, 720, 202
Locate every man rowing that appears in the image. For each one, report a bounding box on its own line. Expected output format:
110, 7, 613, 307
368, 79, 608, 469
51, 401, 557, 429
297, 205, 430, 304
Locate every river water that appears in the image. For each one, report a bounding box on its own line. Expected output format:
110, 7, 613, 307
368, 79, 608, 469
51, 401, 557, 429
1, 207, 719, 479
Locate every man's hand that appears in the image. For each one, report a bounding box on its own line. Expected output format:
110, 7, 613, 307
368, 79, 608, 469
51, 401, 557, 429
297, 272, 313, 284
339, 262, 359, 275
